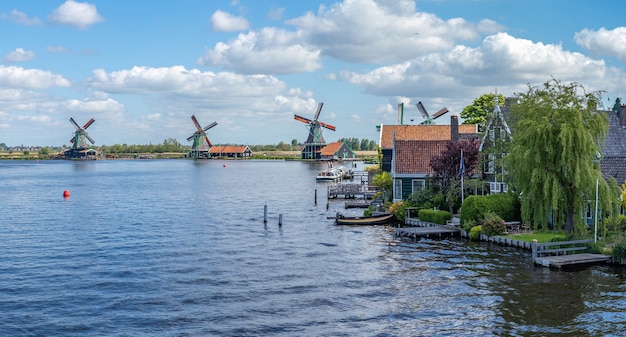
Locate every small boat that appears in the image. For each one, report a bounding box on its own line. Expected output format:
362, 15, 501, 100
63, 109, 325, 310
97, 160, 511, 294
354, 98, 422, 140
316, 168, 342, 182
334, 212, 395, 225
316, 165, 353, 182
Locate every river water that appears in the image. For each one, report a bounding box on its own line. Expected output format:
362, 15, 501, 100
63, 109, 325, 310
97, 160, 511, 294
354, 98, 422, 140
1, 159, 625, 336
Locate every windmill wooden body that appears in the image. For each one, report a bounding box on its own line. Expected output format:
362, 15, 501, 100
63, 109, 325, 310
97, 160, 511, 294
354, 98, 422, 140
294, 103, 336, 159
187, 115, 217, 159
64, 117, 97, 159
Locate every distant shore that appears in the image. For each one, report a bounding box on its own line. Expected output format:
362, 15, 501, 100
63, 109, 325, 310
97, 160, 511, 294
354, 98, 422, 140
0, 150, 379, 161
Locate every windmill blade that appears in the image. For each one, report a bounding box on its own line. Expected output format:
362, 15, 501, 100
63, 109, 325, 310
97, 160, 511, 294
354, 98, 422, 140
294, 114, 312, 124
319, 121, 336, 131
69, 117, 81, 130
85, 133, 95, 144
191, 115, 203, 131
203, 121, 218, 131
313, 102, 324, 121
416, 101, 429, 118
186, 134, 196, 142
83, 118, 95, 129
204, 132, 212, 147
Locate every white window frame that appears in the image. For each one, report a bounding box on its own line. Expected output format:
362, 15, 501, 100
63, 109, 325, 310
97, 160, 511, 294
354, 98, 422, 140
412, 179, 425, 194
487, 154, 495, 174
490, 182, 501, 193
394, 179, 402, 201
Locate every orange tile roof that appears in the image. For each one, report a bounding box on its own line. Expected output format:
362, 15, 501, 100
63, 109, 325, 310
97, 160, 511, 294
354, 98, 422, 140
319, 141, 345, 155
394, 140, 449, 174
209, 145, 249, 153
379, 124, 478, 149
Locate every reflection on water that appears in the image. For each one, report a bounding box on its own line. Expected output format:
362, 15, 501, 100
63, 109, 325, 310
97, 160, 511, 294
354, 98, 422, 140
0, 160, 625, 336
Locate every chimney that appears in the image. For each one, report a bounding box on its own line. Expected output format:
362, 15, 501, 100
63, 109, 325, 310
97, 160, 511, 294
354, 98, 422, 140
451, 115, 459, 142
620, 105, 626, 127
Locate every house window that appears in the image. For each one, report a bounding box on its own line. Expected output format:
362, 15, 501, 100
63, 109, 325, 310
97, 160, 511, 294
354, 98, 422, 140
487, 154, 495, 174
490, 182, 501, 193
394, 179, 402, 200
501, 183, 508, 193
412, 179, 425, 194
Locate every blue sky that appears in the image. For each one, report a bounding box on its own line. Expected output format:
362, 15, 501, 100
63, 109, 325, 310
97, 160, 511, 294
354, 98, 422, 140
2, 0, 626, 147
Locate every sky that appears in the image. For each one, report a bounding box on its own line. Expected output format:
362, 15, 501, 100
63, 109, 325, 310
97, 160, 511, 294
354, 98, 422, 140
2, 0, 626, 148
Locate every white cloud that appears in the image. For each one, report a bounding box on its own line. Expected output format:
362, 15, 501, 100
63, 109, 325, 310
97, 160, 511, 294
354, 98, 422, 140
87, 65, 288, 97
574, 27, 626, 64
48, 0, 104, 30
198, 0, 493, 74
286, 0, 482, 64
197, 28, 322, 74
1, 9, 43, 26
340, 32, 626, 113
4, 48, 36, 62
210, 10, 250, 32
0, 66, 71, 88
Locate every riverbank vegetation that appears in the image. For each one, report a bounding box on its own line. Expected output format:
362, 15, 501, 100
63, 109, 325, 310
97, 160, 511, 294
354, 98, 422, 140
367, 79, 626, 257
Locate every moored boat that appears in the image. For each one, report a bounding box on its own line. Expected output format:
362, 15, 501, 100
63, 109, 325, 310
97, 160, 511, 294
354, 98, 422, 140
316, 165, 353, 182
316, 168, 342, 181
334, 212, 395, 225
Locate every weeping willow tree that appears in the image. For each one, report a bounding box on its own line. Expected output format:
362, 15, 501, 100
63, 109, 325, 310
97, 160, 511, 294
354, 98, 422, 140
507, 79, 619, 235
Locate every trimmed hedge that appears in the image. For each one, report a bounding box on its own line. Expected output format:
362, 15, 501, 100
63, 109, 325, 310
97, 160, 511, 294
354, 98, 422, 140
418, 209, 452, 225
460, 193, 520, 225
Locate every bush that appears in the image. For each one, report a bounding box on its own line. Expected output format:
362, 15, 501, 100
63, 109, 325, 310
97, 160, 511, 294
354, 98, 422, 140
589, 242, 605, 254
460, 193, 520, 226
469, 225, 482, 241
481, 212, 506, 236
391, 201, 416, 223
462, 219, 477, 232
418, 209, 452, 225
611, 242, 626, 260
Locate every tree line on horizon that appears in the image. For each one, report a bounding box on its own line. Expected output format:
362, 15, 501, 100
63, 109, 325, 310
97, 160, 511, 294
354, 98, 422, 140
0, 137, 380, 155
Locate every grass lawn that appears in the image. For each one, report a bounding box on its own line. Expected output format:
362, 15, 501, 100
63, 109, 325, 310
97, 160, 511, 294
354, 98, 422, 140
501, 231, 567, 243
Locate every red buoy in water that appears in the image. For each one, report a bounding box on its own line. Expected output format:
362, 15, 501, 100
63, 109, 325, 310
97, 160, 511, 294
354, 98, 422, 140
223, 164, 226, 168
63, 190, 70, 198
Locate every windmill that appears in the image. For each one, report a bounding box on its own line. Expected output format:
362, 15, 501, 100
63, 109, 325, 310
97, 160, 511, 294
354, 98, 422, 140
187, 115, 217, 159
294, 102, 336, 159
412, 101, 448, 125
64, 117, 96, 159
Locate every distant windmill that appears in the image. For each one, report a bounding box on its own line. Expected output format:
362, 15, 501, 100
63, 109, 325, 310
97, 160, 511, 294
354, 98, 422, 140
412, 101, 448, 125
187, 115, 217, 159
294, 102, 336, 159
64, 117, 96, 159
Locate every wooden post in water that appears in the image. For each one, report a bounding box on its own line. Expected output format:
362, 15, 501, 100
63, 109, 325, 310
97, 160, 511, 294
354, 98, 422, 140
264, 204, 268, 224
278, 214, 283, 226
315, 189, 317, 205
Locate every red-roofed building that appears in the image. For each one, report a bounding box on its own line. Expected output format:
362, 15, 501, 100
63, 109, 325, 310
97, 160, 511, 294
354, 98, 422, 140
382, 115, 480, 201
379, 115, 478, 172
209, 145, 253, 158
318, 141, 356, 161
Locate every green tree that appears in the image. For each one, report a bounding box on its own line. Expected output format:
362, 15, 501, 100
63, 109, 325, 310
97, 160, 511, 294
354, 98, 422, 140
38, 147, 51, 156
507, 79, 618, 235
371, 171, 393, 202
461, 92, 506, 131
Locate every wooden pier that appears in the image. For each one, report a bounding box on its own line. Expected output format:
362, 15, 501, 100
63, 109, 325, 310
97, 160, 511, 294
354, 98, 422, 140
396, 225, 460, 239
396, 216, 460, 239
328, 183, 377, 199
531, 239, 611, 269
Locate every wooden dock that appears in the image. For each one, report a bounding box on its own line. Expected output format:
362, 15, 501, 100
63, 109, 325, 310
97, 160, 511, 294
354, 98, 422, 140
531, 239, 611, 269
396, 225, 460, 239
344, 200, 371, 208
328, 183, 377, 199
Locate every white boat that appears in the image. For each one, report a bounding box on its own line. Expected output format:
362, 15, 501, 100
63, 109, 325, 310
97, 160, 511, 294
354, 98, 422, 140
316, 168, 342, 182
316, 165, 354, 182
